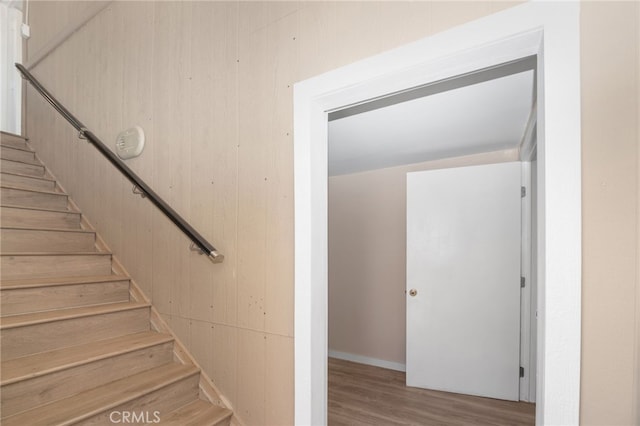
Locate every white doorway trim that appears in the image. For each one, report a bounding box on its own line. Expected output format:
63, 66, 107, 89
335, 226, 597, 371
293, 2, 581, 425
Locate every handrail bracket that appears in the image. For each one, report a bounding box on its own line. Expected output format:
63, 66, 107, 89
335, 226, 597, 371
190, 242, 224, 263
78, 127, 89, 140
132, 185, 147, 198
189, 242, 205, 255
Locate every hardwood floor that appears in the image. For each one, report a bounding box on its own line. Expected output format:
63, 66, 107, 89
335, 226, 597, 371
328, 358, 535, 426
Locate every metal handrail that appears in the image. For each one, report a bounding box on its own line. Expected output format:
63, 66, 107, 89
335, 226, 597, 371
15, 63, 224, 263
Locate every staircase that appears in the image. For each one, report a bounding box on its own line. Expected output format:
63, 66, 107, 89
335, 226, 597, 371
0, 132, 233, 425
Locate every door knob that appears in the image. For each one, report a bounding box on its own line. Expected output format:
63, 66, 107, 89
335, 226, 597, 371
409, 289, 417, 297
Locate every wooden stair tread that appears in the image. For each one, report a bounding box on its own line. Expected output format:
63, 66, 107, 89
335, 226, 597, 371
1, 363, 199, 426
0, 133, 26, 137
0, 157, 42, 167
0, 171, 53, 182
154, 400, 233, 426
0, 147, 38, 165
1, 331, 174, 385
0, 227, 97, 253
0, 173, 56, 193
0, 145, 34, 154
0, 154, 42, 166
0, 141, 29, 151
1, 252, 113, 280
0, 184, 65, 197
0, 181, 53, 193
0, 301, 149, 329
0, 159, 44, 174
1, 274, 129, 290
0, 206, 81, 231
1, 251, 110, 256
0, 226, 94, 234
0, 204, 77, 214
0, 131, 28, 141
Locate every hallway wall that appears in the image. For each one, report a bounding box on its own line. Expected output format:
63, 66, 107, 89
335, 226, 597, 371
328, 150, 518, 368
580, 2, 639, 424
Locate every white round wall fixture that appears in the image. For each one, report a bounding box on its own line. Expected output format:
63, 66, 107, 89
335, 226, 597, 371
115, 126, 145, 160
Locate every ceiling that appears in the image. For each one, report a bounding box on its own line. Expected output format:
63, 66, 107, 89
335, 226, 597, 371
328, 69, 535, 176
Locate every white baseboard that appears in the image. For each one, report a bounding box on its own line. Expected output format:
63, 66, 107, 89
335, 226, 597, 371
328, 350, 406, 372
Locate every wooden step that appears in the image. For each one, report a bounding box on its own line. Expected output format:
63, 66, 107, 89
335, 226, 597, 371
0, 301, 150, 360
1, 185, 68, 210
0, 227, 96, 253
1, 332, 174, 417
0, 146, 38, 165
1, 274, 130, 316
1, 363, 200, 426
0, 205, 81, 229
0, 132, 29, 150
153, 400, 233, 426
0, 331, 173, 384
1, 158, 45, 177
0, 252, 112, 279
0, 274, 130, 290
0, 172, 56, 191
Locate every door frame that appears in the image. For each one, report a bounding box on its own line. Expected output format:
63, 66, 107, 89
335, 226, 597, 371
293, 2, 581, 425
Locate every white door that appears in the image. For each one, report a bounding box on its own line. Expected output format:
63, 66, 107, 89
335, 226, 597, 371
406, 162, 521, 401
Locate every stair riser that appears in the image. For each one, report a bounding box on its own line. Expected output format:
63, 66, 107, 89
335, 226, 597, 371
0, 159, 45, 177
0, 137, 29, 150
79, 374, 200, 426
0, 207, 81, 230
0, 173, 55, 192
0, 254, 112, 280
1, 342, 174, 417
0, 229, 96, 253
1, 280, 130, 316
1, 187, 68, 210
0, 307, 150, 360
1, 147, 38, 165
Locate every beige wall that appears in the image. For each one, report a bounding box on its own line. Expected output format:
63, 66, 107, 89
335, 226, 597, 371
581, 3, 640, 425
637, 3, 640, 422
22, 1, 639, 424
328, 150, 518, 366
25, 1, 109, 66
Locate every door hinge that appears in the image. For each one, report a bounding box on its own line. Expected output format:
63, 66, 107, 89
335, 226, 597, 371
521, 186, 527, 198
520, 366, 525, 378
520, 277, 525, 288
